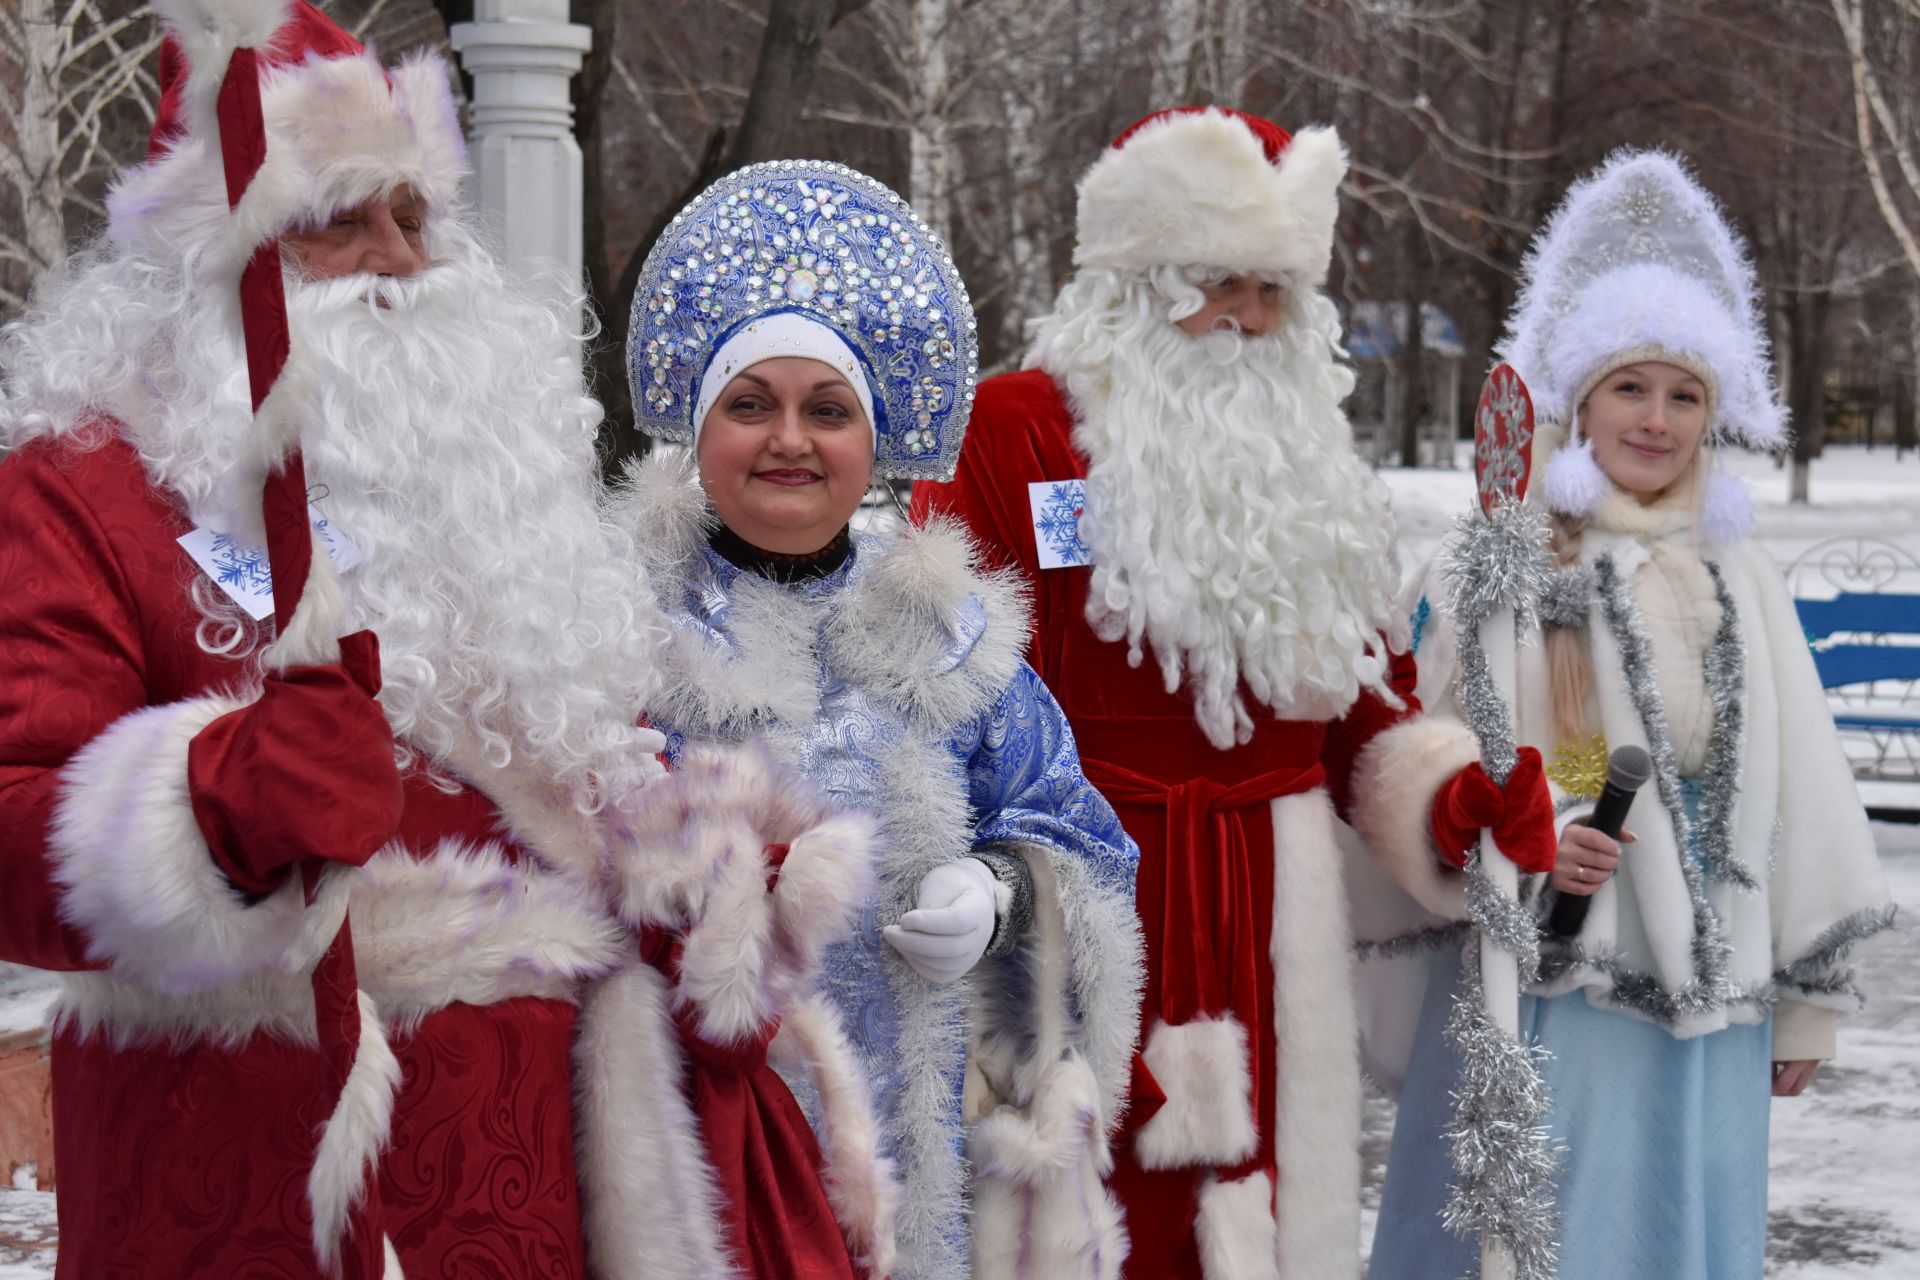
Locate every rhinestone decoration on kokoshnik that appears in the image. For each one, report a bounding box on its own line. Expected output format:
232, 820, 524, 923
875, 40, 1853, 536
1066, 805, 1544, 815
629, 160, 981, 482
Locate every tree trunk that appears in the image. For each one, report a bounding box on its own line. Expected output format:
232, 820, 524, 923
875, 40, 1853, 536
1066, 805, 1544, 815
999, 79, 1051, 363
568, 0, 637, 470
1785, 290, 1831, 504
16, 0, 68, 275
1899, 288, 1920, 456
905, 0, 955, 235
1394, 300, 1427, 467
1149, 0, 1199, 105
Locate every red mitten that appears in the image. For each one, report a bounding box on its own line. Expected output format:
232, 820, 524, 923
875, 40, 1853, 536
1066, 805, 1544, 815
1429, 747, 1557, 875
188, 630, 404, 896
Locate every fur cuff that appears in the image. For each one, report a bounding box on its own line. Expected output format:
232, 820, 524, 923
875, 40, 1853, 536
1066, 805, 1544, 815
609, 742, 877, 1044
48, 695, 343, 993
969, 1053, 1128, 1280
1131, 1017, 1257, 1169
1195, 1173, 1279, 1280
1346, 716, 1481, 919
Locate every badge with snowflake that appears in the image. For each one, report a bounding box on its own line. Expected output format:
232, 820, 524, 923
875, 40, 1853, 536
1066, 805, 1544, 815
178, 507, 363, 621
1028, 479, 1091, 570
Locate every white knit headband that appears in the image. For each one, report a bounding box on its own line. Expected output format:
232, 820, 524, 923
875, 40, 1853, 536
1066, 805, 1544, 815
692, 312, 877, 447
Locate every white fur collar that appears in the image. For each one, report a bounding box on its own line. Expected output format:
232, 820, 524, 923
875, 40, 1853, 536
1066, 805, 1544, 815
609, 450, 1030, 733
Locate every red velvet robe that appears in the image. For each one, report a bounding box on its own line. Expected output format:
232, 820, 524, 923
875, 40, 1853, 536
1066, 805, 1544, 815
914, 369, 1462, 1279
0, 435, 600, 1278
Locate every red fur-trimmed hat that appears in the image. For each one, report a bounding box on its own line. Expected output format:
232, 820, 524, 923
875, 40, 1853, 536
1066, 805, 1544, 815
108, 0, 467, 279
1073, 106, 1347, 286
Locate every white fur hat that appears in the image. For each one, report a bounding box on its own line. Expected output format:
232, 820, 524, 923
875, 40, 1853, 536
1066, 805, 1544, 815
1072, 106, 1348, 286
107, 0, 467, 284
1498, 150, 1785, 525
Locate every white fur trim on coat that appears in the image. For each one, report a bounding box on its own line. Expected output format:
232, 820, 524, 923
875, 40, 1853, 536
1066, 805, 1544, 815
1195, 1172, 1279, 1280
46, 693, 343, 994
771, 994, 900, 1279
967, 843, 1137, 1280
1269, 788, 1362, 1278
1073, 112, 1347, 286
1131, 1016, 1257, 1169
968, 1053, 1127, 1280
1345, 715, 1480, 919
52, 839, 623, 1048
574, 963, 741, 1280
607, 742, 878, 1046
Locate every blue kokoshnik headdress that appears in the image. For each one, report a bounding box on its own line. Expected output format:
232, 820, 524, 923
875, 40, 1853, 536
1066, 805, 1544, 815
628, 160, 980, 482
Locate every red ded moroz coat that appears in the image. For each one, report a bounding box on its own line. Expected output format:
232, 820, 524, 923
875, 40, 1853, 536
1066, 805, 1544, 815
0, 433, 625, 1277
912, 369, 1477, 1279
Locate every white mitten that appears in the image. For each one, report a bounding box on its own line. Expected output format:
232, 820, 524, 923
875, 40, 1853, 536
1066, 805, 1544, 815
883, 857, 1000, 984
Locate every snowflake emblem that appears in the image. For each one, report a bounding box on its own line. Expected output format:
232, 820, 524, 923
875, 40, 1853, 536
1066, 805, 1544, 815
1033, 479, 1090, 567
1547, 734, 1609, 801
208, 534, 272, 595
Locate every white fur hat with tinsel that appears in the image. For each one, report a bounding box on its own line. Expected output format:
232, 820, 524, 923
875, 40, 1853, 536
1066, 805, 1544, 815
108, 0, 467, 284
1073, 106, 1348, 287
1497, 149, 1786, 541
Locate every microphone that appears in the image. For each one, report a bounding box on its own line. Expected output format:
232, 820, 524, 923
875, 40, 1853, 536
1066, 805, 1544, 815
1544, 744, 1653, 938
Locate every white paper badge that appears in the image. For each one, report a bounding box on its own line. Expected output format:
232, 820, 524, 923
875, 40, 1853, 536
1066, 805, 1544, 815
1028, 479, 1091, 570
178, 505, 363, 621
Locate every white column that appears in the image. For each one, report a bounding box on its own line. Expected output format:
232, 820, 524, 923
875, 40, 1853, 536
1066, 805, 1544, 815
449, 0, 593, 279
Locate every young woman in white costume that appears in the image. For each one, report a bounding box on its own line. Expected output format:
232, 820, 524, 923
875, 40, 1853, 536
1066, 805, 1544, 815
613, 160, 1145, 1280
1369, 150, 1894, 1279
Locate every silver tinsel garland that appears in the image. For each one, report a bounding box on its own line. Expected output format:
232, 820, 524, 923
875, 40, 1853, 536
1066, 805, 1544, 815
1353, 921, 1473, 963
1438, 497, 1561, 1279
1441, 931, 1562, 1280
1444, 501, 1554, 787
1590, 555, 1735, 1018
1690, 563, 1759, 891
1772, 904, 1899, 1003
1466, 848, 1542, 984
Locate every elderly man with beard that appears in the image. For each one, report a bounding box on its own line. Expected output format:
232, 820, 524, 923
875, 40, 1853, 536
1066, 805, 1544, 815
913, 107, 1555, 1278
0, 4, 898, 1278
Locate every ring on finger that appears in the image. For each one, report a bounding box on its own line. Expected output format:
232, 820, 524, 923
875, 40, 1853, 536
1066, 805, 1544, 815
1576, 865, 1589, 882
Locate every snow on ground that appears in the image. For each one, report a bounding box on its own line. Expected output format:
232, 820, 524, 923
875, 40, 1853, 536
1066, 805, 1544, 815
0, 970, 54, 1041
1, 448, 1915, 1274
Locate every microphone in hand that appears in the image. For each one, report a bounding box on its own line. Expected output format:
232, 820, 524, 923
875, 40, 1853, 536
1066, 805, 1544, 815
1544, 744, 1652, 938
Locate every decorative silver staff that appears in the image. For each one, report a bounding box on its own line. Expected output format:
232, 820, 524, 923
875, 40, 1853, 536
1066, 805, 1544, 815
1440, 364, 1560, 1280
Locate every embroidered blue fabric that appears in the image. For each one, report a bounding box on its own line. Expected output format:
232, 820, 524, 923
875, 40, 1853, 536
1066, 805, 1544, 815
656, 533, 1135, 1274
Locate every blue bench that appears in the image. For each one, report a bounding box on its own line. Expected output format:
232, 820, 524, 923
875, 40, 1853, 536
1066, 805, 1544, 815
1787, 537, 1920, 791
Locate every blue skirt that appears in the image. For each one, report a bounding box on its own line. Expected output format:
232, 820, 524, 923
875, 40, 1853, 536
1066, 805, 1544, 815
1368, 943, 1773, 1279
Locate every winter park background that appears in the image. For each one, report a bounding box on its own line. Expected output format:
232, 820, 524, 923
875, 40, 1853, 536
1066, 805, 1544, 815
1, 444, 1915, 1277
7, 0, 1920, 1272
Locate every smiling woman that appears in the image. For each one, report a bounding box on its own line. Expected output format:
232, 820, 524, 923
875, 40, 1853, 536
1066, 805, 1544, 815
1579, 361, 1710, 503
697, 357, 875, 555
613, 159, 1144, 1280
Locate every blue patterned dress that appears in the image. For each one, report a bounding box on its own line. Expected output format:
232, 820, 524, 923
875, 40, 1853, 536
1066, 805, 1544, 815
636, 490, 1141, 1280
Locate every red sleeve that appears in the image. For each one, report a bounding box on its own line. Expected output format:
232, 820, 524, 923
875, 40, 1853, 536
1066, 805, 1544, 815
1320, 642, 1421, 822
0, 445, 151, 970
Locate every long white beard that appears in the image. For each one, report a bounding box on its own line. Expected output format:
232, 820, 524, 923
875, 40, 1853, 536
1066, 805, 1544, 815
1030, 271, 1405, 748
3, 234, 665, 803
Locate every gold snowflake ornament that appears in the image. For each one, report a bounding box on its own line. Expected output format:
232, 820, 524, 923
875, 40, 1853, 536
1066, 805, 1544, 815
1547, 734, 1609, 800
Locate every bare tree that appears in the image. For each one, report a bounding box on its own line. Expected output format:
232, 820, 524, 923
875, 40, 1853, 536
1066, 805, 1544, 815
0, 0, 161, 312
1829, 0, 1920, 280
